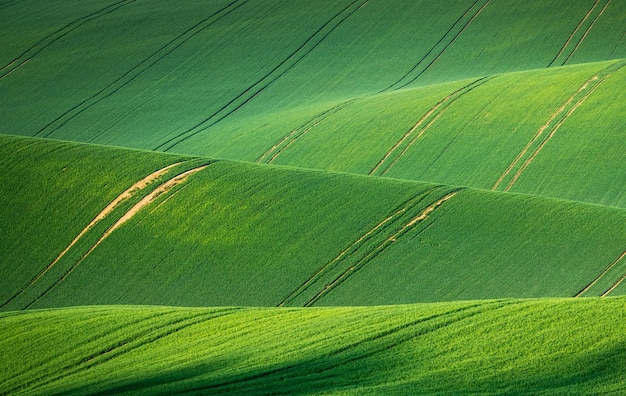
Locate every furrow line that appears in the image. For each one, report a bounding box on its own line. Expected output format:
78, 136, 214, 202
562, 0, 612, 65
493, 60, 625, 191
601, 274, 626, 297
22, 309, 238, 395
186, 301, 513, 393
0, 0, 137, 79
277, 187, 445, 307
392, 0, 491, 91
371, 76, 490, 176
503, 62, 623, 192
576, 251, 626, 297
1, 311, 176, 393
156, 0, 368, 152
548, 0, 601, 67
304, 189, 462, 307
22, 164, 211, 310
35, 0, 248, 138
257, 101, 352, 164
0, 162, 182, 309
381, 0, 482, 92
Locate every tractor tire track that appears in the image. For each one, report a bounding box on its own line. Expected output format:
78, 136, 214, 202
34, 0, 249, 138
492, 60, 626, 192
186, 301, 514, 394
576, 250, 626, 297
277, 186, 462, 307
304, 189, 461, 307
601, 273, 626, 297
548, 0, 601, 67
19, 309, 238, 395
370, 77, 491, 176
257, 100, 353, 164
382, 0, 491, 92
562, 0, 612, 65
155, 0, 369, 152
277, 187, 445, 307
22, 164, 211, 310
0, 162, 182, 309
0, 0, 138, 80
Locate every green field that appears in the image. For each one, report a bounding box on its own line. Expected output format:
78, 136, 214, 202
1, 0, 625, 393
3, 298, 626, 395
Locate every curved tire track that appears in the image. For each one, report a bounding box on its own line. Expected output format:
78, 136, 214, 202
155, 0, 369, 152
35, 0, 248, 138
370, 76, 491, 176
0, 0, 138, 80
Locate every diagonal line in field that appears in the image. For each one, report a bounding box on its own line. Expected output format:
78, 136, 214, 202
548, 0, 601, 67
575, 251, 626, 298
18, 309, 238, 395
0, 0, 138, 80
302, 189, 461, 307
382, 0, 483, 92
157, 0, 369, 152
0, 162, 181, 309
20, 163, 211, 310
387, 0, 491, 91
35, 0, 248, 138
188, 300, 515, 393
492, 60, 625, 191
370, 77, 490, 177
562, 0, 612, 65
257, 100, 353, 164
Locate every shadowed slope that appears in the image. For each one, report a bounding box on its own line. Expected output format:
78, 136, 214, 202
2, 298, 626, 394
1, 135, 624, 309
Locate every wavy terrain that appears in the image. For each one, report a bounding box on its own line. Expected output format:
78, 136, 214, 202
1, 0, 625, 393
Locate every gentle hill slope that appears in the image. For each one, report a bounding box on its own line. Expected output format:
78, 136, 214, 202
2, 297, 626, 395
1, 1, 624, 207
1, 134, 624, 310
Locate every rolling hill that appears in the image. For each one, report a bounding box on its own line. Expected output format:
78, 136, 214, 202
1, 134, 624, 310
3, 298, 626, 394
1, 0, 625, 393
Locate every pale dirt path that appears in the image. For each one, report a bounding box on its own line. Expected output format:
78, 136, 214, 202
371, 77, 489, 177
20, 163, 180, 288
492, 60, 624, 191
58, 165, 208, 282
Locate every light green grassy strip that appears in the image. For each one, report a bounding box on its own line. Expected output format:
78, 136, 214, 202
0, 134, 186, 306
1, 298, 626, 394
1, 134, 625, 308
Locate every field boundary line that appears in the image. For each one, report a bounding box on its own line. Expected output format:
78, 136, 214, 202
370, 77, 490, 176
575, 250, 626, 297
35, 0, 248, 138
156, 0, 369, 152
21, 163, 210, 310
0, 162, 181, 309
0, 0, 138, 80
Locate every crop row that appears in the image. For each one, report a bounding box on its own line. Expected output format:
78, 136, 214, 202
2, 297, 626, 394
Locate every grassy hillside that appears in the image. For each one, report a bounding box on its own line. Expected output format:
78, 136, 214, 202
1, 1, 624, 207
2, 297, 626, 395
1, 134, 624, 310
2, 1, 625, 393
